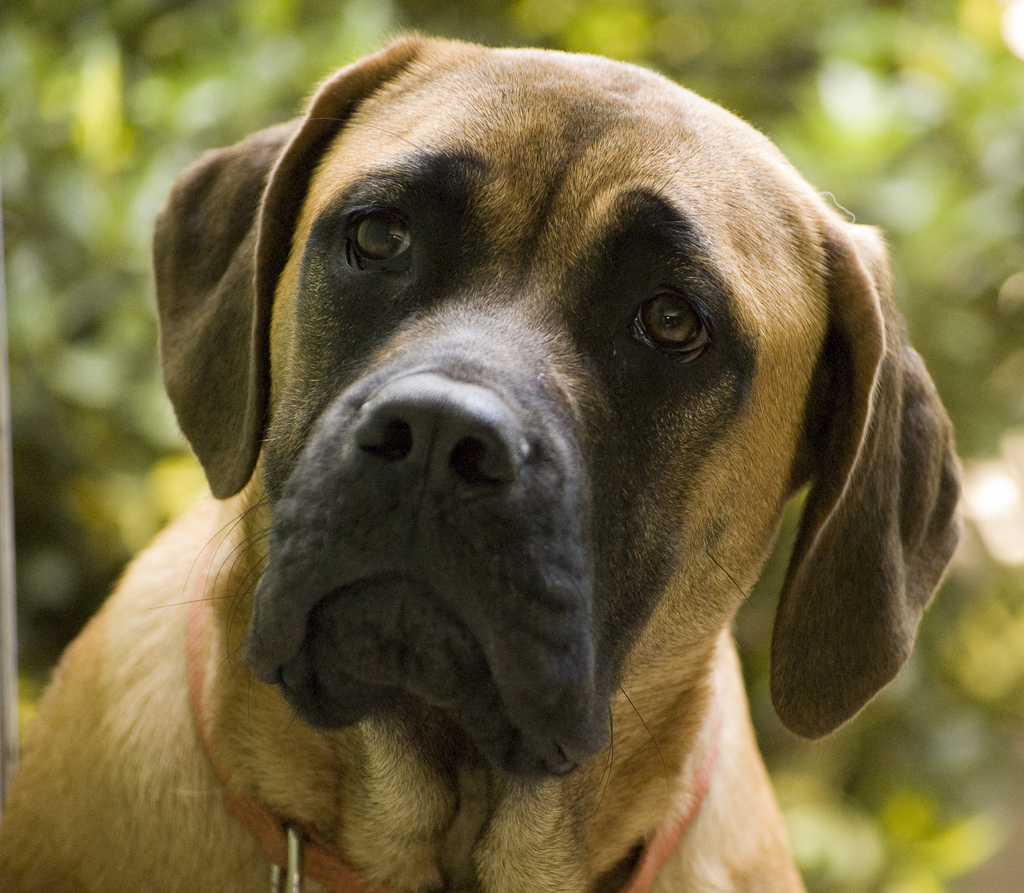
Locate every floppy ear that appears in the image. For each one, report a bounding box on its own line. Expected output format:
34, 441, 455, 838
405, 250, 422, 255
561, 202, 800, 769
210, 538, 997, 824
153, 36, 425, 498
770, 222, 962, 739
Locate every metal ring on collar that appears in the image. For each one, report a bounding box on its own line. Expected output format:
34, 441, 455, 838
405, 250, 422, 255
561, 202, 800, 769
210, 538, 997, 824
270, 825, 304, 893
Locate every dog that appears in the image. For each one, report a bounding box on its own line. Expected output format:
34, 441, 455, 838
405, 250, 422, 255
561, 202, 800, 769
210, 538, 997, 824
0, 36, 961, 893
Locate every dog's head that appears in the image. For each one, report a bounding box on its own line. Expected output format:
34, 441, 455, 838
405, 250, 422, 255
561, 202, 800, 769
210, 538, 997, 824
154, 37, 960, 776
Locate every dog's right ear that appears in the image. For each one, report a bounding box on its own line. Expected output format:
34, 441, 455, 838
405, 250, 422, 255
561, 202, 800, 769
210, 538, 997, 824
153, 36, 426, 498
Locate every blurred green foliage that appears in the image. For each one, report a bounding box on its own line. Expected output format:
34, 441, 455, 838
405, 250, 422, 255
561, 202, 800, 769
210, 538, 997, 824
2, 0, 1023, 890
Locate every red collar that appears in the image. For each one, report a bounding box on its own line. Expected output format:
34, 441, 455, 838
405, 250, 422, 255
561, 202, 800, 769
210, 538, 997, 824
187, 560, 718, 893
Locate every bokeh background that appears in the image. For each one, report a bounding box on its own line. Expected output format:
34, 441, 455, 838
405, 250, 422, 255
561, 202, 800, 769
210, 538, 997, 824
2, 0, 1023, 890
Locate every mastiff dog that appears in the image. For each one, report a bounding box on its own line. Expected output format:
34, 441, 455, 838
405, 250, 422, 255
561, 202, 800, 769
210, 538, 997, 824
0, 36, 961, 893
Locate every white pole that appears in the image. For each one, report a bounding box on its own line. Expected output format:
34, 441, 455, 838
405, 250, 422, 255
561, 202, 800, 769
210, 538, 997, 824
0, 166, 19, 812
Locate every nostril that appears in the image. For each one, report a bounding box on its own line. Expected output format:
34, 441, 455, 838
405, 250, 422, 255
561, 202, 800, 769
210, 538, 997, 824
358, 417, 414, 462
449, 436, 507, 486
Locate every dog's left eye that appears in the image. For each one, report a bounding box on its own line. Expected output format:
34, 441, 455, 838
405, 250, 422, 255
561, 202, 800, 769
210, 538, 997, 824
346, 211, 411, 271
633, 293, 710, 360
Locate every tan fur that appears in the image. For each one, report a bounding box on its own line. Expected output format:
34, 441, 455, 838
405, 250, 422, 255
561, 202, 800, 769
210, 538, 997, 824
0, 36, 959, 893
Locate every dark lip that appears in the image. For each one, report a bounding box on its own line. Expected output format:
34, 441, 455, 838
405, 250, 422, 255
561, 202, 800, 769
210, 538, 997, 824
249, 572, 449, 677
274, 572, 493, 713
312, 574, 487, 696
260, 574, 601, 777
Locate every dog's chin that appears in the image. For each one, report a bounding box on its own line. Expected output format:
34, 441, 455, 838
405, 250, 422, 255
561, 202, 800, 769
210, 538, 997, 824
266, 576, 606, 778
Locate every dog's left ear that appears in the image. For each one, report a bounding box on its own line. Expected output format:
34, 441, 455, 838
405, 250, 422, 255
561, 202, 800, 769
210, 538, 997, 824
770, 221, 962, 739
153, 36, 427, 498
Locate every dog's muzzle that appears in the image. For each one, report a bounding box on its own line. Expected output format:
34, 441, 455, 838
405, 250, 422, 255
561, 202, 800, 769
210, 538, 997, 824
246, 365, 607, 776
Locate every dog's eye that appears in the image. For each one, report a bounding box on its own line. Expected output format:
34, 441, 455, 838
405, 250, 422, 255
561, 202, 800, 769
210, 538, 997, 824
634, 293, 710, 360
347, 211, 411, 271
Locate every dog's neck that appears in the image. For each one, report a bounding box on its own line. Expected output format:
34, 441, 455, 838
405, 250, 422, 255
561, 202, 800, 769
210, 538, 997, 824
191, 497, 722, 893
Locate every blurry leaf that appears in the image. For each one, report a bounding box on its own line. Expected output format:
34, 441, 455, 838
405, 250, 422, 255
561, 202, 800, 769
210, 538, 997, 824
246, 0, 299, 33
653, 13, 712, 66
883, 872, 947, 893
149, 453, 208, 519
944, 597, 1024, 701
919, 814, 1006, 879
513, 0, 578, 40
50, 345, 121, 410
959, 0, 1005, 47
73, 37, 133, 172
787, 804, 886, 888
563, 1, 654, 60
997, 273, 1024, 315
17, 675, 42, 745
818, 59, 901, 142
882, 788, 940, 847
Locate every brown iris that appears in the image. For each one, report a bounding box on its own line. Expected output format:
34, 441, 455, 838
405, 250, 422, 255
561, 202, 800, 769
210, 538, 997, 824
634, 293, 710, 360
347, 211, 411, 270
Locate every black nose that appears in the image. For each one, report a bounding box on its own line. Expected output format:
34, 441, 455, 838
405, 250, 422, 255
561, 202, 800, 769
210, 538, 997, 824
354, 373, 528, 490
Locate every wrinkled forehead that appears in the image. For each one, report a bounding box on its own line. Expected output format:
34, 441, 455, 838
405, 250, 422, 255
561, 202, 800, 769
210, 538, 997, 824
297, 48, 830, 333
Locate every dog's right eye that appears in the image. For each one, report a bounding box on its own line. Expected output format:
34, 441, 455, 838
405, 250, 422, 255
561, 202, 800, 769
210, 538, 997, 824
346, 210, 412, 272
633, 292, 711, 361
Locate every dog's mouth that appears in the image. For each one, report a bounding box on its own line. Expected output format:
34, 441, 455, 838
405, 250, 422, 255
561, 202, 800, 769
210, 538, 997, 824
250, 572, 605, 777
284, 575, 483, 718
